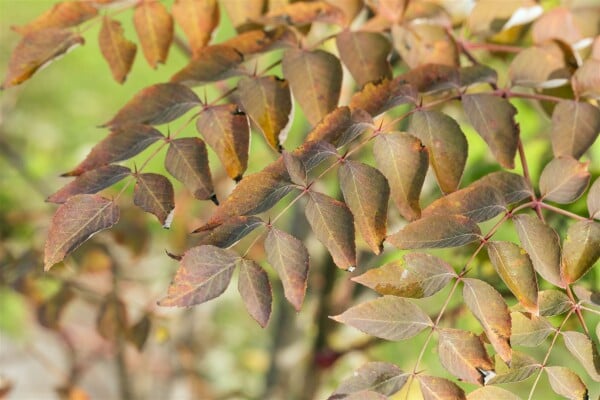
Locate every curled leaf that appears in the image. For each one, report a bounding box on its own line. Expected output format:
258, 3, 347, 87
193, 216, 264, 248
306, 106, 373, 147
98, 17, 136, 84
12, 1, 98, 34
133, 0, 173, 68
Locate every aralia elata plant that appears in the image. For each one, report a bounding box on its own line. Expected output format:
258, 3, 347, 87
3, 0, 600, 399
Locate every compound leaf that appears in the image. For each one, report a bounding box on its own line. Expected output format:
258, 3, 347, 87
172, 0, 219, 57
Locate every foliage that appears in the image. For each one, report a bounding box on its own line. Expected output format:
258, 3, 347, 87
2, 0, 600, 399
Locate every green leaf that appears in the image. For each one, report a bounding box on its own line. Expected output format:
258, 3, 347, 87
462, 94, 519, 169
545, 366, 588, 400
551, 100, 600, 159
165, 138, 214, 201
573, 59, 600, 99
474, 171, 532, 205
539, 157, 590, 204
511, 312, 554, 347
170, 44, 244, 85
562, 331, 600, 381
561, 220, 600, 283
437, 328, 493, 385
331, 362, 409, 398
392, 23, 458, 69
339, 160, 389, 254
98, 17, 137, 84
388, 215, 481, 249
237, 258, 272, 328
306, 106, 373, 147
133, 0, 173, 68
305, 191, 356, 270
408, 109, 468, 193
487, 241, 538, 313
459, 65, 498, 88
133, 173, 175, 228
352, 253, 455, 298
418, 375, 466, 400
336, 30, 392, 87
331, 296, 432, 341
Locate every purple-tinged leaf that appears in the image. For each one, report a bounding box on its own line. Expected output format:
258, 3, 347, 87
171, 44, 244, 85
545, 366, 588, 400
339, 160, 389, 254
418, 375, 466, 400
462, 94, 519, 169
561, 220, 600, 283
474, 171, 532, 205
222, 27, 296, 57
48, 165, 130, 203
408, 110, 468, 193
193, 216, 264, 248
437, 328, 493, 385
102, 83, 201, 127
538, 290, 573, 317
467, 386, 520, 400
336, 30, 392, 87
305, 191, 356, 270
44, 195, 119, 271
331, 296, 432, 341
237, 258, 272, 327
511, 312, 554, 347
262, 1, 345, 26
489, 351, 541, 384
165, 138, 214, 201
265, 228, 309, 311
422, 184, 506, 223
133, 0, 173, 68
588, 178, 600, 220
540, 157, 590, 204
562, 331, 600, 381
98, 17, 137, 84
487, 241, 538, 313
373, 132, 428, 221
513, 214, 563, 287
306, 106, 373, 148
159, 245, 238, 307
330, 362, 408, 399
133, 173, 175, 228
172, 0, 219, 58
388, 215, 481, 249
353, 253, 455, 298
551, 100, 600, 159
463, 278, 512, 363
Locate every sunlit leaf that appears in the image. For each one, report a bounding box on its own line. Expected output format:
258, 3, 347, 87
237, 75, 292, 151
265, 228, 309, 311
463, 278, 512, 363
511, 312, 554, 347
509, 41, 574, 89
196, 104, 250, 180
165, 137, 214, 201
12, 1, 98, 34
489, 351, 541, 384
172, 0, 218, 57
336, 30, 392, 87
171, 45, 244, 85
262, 1, 345, 26
102, 83, 201, 127
418, 375, 466, 400
562, 331, 600, 381
331, 362, 409, 398
462, 94, 519, 169
306, 106, 373, 147
48, 165, 130, 203
2, 28, 84, 89
44, 194, 119, 271
588, 178, 600, 220
349, 78, 416, 117
353, 253, 455, 298
487, 241, 538, 313
422, 184, 506, 223
133, 0, 173, 68
373, 132, 428, 221
392, 23, 458, 69
331, 296, 433, 340
437, 328, 494, 385
222, 26, 296, 57
538, 290, 572, 316
545, 366, 588, 400
158, 245, 238, 306
512, 214, 563, 287
539, 157, 590, 203
408, 110, 468, 193
339, 160, 389, 254
133, 173, 175, 228
467, 386, 521, 400
305, 191, 356, 270
98, 17, 136, 84
401, 63, 459, 93
561, 220, 600, 283
366, 0, 407, 23
388, 215, 481, 249
193, 216, 264, 248
282, 48, 342, 125
551, 100, 600, 159
237, 258, 272, 327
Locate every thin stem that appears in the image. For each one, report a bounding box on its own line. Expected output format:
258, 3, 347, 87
517, 138, 544, 221
566, 284, 590, 336
580, 306, 600, 315
504, 90, 564, 103
539, 202, 589, 221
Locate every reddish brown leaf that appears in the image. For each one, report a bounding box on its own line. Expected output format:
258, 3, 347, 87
459, 65, 498, 88
336, 30, 392, 87
12, 1, 98, 34
306, 106, 373, 147
237, 258, 272, 327
96, 297, 128, 341
196, 104, 250, 180
193, 216, 264, 247
282, 48, 342, 125
513, 214, 563, 287
65, 124, 163, 176
133, 0, 173, 68
487, 241, 538, 313
170, 44, 244, 85
349, 78, 416, 117
353, 253, 455, 298
418, 375, 466, 400
2, 28, 84, 89
509, 41, 574, 89
373, 132, 428, 221
551, 100, 600, 159
265, 228, 309, 311
511, 312, 553, 347
331, 296, 432, 340
44, 194, 119, 271
237, 75, 292, 150
48, 165, 131, 203
172, 0, 219, 57
462, 94, 519, 169
339, 160, 389, 254
561, 220, 600, 284
282, 151, 307, 185
98, 17, 136, 84
331, 362, 409, 398
158, 245, 238, 306
474, 171, 532, 205
165, 138, 214, 201
562, 331, 600, 381
392, 23, 458, 69
388, 215, 481, 249
573, 285, 600, 306
437, 328, 494, 385
133, 173, 175, 228
222, 27, 296, 57
545, 366, 588, 400
408, 110, 468, 193
588, 178, 600, 220
532, 7, 582, 45
366, 0, 407, 23
422, 184, 506, 223
463, 278, 512, 363
262, 1, 345, 26
305, 191, 356, 270
103, 83, 201, 127
540, 157, 590, 204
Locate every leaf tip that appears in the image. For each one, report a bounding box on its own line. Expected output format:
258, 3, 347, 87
210, 193, 219, 205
